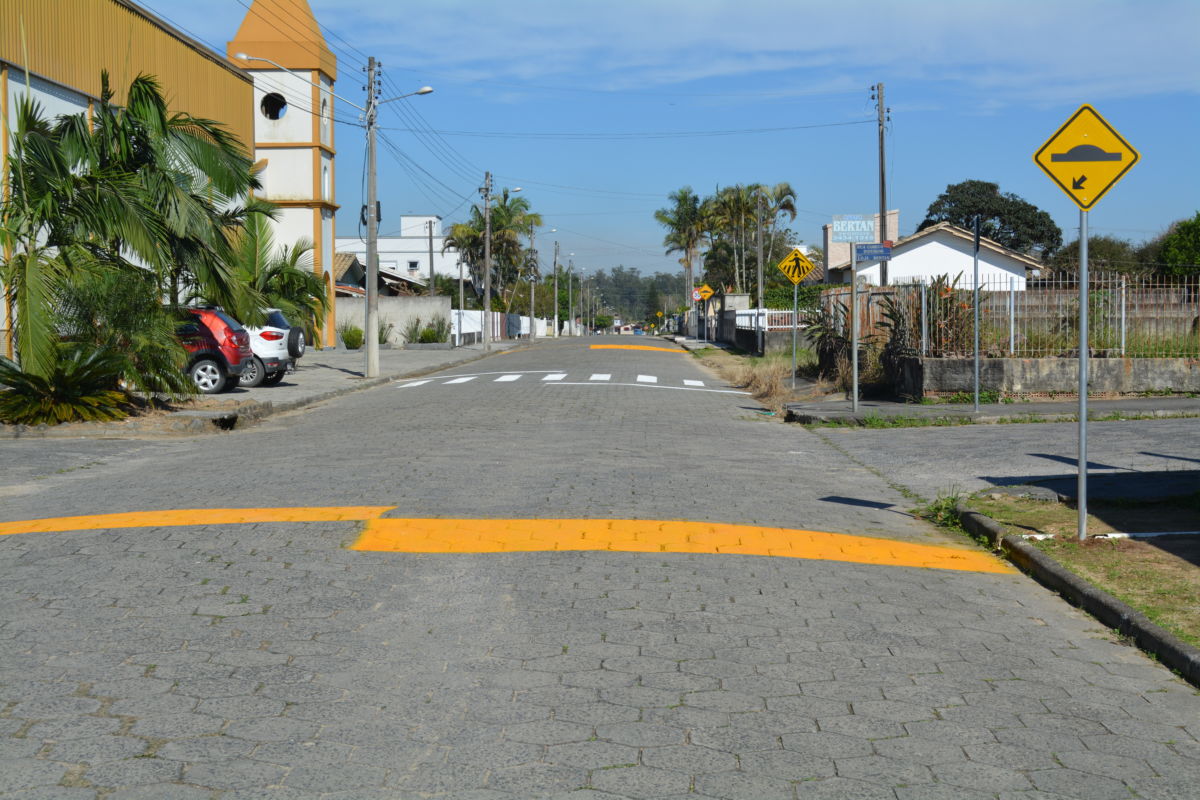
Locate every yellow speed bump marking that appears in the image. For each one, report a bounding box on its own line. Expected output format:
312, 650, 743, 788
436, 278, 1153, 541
352, 518, 1015, 574
589, 345, 682, 353
0, 507, 395, 536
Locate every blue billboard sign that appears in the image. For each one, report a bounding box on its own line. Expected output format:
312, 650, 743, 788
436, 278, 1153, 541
854, 243, 892, 261
831, 214, 875, 243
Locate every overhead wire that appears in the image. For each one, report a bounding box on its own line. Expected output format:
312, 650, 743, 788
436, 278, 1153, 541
377, 119, 874, 140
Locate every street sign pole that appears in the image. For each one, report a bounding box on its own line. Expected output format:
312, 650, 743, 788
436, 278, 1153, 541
1032, 103, 1138, 542
850, 245, 859, 413
973, 216, 981, 413
791, 281, 798, 390
1078, 210, 1089, 540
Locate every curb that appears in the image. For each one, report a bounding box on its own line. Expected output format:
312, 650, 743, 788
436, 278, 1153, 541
785, 407, 1200, 426
955, 502, 1200, 688
0, 348, 503, 440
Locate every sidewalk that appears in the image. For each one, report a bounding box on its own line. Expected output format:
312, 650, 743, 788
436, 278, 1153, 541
1, 340, 520, 438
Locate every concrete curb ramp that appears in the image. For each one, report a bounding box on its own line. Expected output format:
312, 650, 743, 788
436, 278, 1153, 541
956, 502, 1200, 688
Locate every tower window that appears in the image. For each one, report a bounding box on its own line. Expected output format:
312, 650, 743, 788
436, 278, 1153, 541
260, 92, 288, 120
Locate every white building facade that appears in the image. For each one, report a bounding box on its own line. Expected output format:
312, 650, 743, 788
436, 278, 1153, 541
336, 216, 462, 290
830, 223, 1039, 289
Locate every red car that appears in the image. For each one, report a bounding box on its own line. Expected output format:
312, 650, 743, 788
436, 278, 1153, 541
177, 307, 252, 394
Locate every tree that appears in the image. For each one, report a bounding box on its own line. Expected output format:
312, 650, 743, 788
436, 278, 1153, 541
1050, 235, 1139, 274
205, 209, 329, 335
654, 187, 703, 292
1160, 212, 1200, 278
919, 179, 1062, 257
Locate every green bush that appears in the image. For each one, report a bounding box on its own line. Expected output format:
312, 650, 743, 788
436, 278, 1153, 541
337, 321, 364, 350
0, 346, 129, 425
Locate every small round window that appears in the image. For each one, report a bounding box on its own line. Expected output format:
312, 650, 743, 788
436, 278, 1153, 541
260, 92, 288, 120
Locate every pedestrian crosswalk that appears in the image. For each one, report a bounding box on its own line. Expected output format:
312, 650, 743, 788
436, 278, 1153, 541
393, 371, 748, 394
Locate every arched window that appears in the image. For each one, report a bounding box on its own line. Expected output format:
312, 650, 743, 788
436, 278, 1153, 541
322, 165, 330, 200
320, 97, 330, 143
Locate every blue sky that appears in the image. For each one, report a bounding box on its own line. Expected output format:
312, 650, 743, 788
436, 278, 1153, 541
149, 0, 1199, 276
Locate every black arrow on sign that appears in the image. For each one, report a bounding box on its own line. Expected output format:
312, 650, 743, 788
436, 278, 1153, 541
1072, 175, 1088, 190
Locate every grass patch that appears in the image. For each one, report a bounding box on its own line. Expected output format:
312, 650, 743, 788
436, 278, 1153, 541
969, 493, 1200, 649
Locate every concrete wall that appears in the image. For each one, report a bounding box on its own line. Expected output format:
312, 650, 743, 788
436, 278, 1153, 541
900, 357, 1200, 397
335, 295, 452, 345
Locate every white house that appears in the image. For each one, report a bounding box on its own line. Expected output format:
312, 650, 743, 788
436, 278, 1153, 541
827, 222, 1042, 289
336, 216, 462, 290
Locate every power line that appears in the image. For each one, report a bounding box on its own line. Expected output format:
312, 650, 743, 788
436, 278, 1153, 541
378, 119, 874, 141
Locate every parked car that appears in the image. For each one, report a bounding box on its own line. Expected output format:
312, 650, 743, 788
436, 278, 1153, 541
178, 307, 252, 394
239, 308, 306, 388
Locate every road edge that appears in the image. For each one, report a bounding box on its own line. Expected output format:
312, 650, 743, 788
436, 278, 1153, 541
0, 348, 505, 439
955, 502, 1200, 688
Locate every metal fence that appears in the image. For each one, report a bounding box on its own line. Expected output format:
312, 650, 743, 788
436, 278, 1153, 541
734, 308, 821, 331
821, 273, 1200, 358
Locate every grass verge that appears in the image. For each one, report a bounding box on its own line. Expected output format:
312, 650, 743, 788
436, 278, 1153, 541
968, 492, 1200, 649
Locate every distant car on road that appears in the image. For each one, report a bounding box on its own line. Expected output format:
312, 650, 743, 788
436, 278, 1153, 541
239, 308, 305, 388
178, 307, 251, 394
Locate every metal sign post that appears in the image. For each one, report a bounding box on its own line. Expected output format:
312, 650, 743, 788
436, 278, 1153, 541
791, 281, 798, 389
850, 245, 858, 413
773, 249, 815, 390
973, 216, 981, 413
1033, 103, 1139, 541
1078, 210, 1089, 540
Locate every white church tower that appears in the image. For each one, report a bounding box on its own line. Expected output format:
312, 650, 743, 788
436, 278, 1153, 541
228, 0, 338, 346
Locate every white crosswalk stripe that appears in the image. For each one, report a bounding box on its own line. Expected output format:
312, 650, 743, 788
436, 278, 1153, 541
396, 373, 746, 395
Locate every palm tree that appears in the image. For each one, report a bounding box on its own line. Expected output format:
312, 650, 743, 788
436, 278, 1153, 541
654, 187, 703, 293
1, 90, 165, 377
202, 208, 328, 334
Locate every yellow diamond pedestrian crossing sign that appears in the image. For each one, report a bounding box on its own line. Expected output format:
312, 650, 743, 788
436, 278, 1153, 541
776, 248, 816, 285
1033, 104, 1139, 210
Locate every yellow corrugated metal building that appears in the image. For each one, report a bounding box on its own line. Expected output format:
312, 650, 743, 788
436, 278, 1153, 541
0, 0, 254, 353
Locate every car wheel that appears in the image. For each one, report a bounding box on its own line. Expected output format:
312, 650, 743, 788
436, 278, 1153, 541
287, 327, 306, 358
239, 356, 265, 388
189, 358, 226, 394
261, 370, 286, 386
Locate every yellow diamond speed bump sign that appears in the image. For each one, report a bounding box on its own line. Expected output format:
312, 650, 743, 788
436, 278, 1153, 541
776, 248, 816, 285
1033, 104, 1139, 210
697, 284, 714, 301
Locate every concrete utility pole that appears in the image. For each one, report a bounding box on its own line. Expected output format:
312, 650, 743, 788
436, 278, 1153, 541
567, 259, 574, 336
528, 222, 536, 342
552, 240, 560, 337
481, 171, 492, 350
364, 57, 380, 377
457, 256, 464, 345
874, 81, 890, 286
756, 192, 764, 355
427, 219, 435, 296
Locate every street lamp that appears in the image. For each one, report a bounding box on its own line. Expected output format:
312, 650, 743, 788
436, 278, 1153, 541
238, 53, 432, 377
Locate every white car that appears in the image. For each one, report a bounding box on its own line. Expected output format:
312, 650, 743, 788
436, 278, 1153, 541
239, 308, 305, 387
